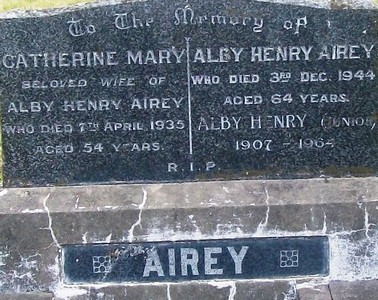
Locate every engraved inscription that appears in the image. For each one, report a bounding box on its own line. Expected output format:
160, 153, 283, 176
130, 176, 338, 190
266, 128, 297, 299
63, 237, 329, 283
0, 0, 376, 186
67, 19, 96, 36
114, 12, 153, 30
174, 5, 264, 31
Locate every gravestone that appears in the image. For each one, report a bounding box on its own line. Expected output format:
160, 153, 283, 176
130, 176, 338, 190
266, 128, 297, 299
0, 0, 377, 299
0, 0, 377, 187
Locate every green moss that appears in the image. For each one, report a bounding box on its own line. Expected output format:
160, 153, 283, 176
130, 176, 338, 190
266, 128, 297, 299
0, 126, 2, 187
0, 0, 95, 12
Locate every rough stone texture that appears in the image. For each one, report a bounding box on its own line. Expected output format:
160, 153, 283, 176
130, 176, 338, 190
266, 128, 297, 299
0, 0, 377, 297
54, 285, 169, 300
0, 294, 53, 300
0, 0, 377, 187
329, 280, 378, 300
235, 280, 298, 299
52, 281, 299, 300
297, 285, 332, 300
0, 0, 376, 19
169, 282, 233, 300
0, 211, 58, 293
1, 294, 53, 300
0, 178, 377, 297
3, 279, 378, 299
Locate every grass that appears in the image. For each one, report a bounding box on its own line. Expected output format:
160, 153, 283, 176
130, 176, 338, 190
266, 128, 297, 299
0, 129, 2, 186
0, 0, 95, 12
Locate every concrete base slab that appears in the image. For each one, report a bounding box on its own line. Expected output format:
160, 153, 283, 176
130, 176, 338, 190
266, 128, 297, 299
0, 293, 53, 300
1, 280, 378, 299
0, 178, 377, 297
329, 280, 378, 300
53, 281, 298, 300
298, 285, 332, 300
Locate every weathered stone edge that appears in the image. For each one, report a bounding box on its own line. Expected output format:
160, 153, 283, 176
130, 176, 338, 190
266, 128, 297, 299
0, 177, 377, 214
0, 0, 377, 19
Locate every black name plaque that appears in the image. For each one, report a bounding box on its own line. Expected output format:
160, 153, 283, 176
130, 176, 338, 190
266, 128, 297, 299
0, 0, 377, 186
63, 237, 329, 283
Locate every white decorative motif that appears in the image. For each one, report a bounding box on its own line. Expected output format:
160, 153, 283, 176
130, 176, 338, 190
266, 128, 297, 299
280, 250, 299, 268
92, 255, 112, 274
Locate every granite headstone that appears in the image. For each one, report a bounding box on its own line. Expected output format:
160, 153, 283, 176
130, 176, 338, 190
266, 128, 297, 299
0, 0, 377, 186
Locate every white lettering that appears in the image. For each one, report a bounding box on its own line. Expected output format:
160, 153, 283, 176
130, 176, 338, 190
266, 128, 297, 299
143, 249, 164, 277
181, 248, 199, 276
204, 247, 223, 275
227, 246, 249, 274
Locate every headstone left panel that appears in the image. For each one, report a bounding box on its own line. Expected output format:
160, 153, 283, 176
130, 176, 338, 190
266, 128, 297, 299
0, 3, 190, 187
